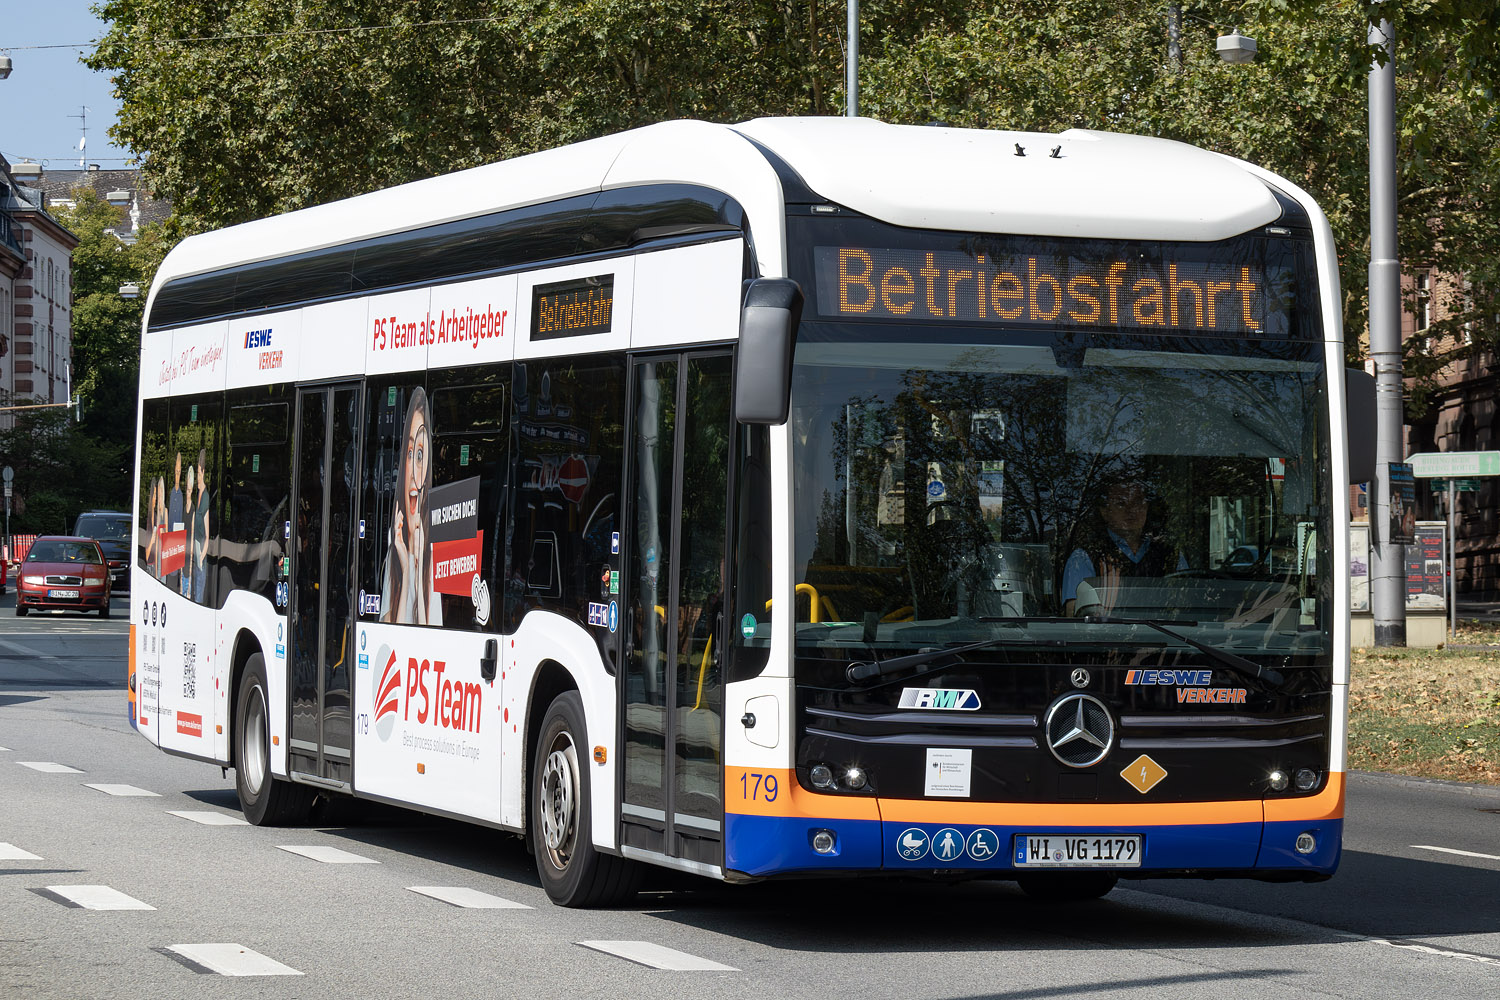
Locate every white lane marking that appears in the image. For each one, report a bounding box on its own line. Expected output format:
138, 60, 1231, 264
276, 844, 379, 864
0, 842, 42, 860
1411, 844, 1500, 862
85, 783, 160, 797
1362, 935, 1500, 967
407, 886, 531, 909
168, 810, 249, 826
576, 941, 738, 971
43, 885, 155, 910
165, 943, 303, 977
17, 761, 83, 773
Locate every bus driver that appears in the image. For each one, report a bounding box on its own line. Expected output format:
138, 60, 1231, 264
1061, 473, 1186, 616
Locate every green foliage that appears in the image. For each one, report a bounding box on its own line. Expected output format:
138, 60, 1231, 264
50, 189, 176, 445
0, 407, 131, 535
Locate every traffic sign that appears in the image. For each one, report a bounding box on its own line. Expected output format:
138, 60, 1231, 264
1456, 478, 1482, 492
1408, 451, 1500, 478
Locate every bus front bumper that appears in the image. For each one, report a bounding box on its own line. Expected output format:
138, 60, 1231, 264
723, 770, 1343, 881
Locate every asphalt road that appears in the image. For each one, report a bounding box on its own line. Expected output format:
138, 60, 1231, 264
2, 597, 1498, 999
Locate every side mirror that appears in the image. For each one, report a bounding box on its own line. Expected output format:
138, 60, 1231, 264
1346, 368, 1377, 486
734, 278, 803, 425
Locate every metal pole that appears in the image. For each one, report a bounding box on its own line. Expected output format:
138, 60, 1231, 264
1168, 4, 1183, 71
1368, 18, 1405, 646
846, 0, 859, 117
1448, 478, 1456, 639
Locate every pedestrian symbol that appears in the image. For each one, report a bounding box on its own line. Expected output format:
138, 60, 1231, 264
933, 827, 963, 861
966, 828, 998, 861
896, 827, 929, 861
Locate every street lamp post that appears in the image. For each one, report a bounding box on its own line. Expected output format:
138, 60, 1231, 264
847, 1, 859, 117
1367, 19, 1405, 646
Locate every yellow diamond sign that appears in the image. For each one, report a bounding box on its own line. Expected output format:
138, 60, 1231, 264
1121, 754, 1167, 794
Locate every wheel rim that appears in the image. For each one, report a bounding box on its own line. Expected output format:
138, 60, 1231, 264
242, 682, 268, 795
539, 731, 580, 870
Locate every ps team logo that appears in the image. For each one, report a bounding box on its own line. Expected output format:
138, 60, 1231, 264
373, 644, 401, 741
369, 643, 483, 742
899, 687, 981, 711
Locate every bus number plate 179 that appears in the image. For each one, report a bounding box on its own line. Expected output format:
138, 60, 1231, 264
1013, 834, 1142, 867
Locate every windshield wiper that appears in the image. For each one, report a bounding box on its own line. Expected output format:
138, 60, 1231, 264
1076, 613, 1285, 687
844, 616, 1284, 688
844, 634, 1026, 684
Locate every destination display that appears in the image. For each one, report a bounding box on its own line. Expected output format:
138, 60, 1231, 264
531, 274, 614, 340
816, 246, 1282, 335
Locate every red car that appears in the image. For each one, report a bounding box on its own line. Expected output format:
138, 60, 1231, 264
16, 535, 112, 617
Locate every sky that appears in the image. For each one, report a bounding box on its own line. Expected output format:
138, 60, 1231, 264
1, 3, 130, 170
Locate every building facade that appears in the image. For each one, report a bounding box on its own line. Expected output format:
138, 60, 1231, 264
1402, 268, 1500, 596
1, 155, 79, 427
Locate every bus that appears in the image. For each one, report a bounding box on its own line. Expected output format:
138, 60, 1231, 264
130, 117, 1374, 906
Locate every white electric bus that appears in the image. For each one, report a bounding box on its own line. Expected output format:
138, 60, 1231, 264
131, 117, 1373, 905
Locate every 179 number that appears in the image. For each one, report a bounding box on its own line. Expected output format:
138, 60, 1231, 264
739, 772, 778, 802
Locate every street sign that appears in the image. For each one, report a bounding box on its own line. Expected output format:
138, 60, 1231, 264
1430, 478, 1483, 492
1408, 451, 1500, 478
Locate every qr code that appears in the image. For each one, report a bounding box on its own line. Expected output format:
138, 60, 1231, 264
183, 642, 197, 699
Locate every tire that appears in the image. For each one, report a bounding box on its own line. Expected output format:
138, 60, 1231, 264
234, 652, 314, 826
99, 604, 110, 618
531, 691, 641, 907
14, 604, 25, 617
1017, 872, 1118, 901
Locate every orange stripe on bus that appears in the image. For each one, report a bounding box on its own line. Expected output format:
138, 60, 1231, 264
1263, 771, 1345, 822
724, 767, 880, 821
726, 768, 1345, 827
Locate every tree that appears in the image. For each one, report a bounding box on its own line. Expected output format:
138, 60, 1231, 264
86, 2, 969, 228
51, 189, 177, 446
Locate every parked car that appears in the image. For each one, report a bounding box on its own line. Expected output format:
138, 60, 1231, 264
0, 556, 7, 595
73, 510, 132, 593
16, 535, 111, 617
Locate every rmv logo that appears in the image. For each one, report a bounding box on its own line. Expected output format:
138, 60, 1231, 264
898, 687, 981, 711
372, 643, 483, 742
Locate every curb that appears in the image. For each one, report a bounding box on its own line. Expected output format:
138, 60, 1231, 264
1350, 769, 1500, 799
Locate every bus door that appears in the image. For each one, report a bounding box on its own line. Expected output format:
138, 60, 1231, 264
621, 352, 733, 869
288, 382, 362, 786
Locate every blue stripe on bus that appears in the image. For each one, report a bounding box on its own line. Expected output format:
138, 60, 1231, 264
724, 814, 1343, 878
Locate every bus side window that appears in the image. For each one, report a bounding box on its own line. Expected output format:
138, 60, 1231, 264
223, 388, 292, 609
511, 358, 626, 639
730, 423, 773, 680
138, 398, 172, 576
428, 366, 510, 632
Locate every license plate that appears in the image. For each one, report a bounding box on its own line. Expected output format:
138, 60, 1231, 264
1014, 834, 1142, 867
48, 589, 80, 599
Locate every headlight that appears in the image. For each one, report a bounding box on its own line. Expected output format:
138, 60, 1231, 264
22, 575, 44, 585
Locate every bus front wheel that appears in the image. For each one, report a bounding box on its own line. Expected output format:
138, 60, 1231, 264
531, 691, 640, 907
234, 652, 314, 826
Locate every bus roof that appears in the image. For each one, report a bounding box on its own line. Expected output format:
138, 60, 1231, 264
148, 118, 1286, 313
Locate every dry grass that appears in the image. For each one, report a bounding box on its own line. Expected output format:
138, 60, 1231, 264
1348, 619, 1500, 785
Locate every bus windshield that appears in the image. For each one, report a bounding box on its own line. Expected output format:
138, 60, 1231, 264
787, 216, 1332, 658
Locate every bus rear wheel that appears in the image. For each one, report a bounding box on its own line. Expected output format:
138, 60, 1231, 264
531, 691, 640, 907
234, 653, 314, 826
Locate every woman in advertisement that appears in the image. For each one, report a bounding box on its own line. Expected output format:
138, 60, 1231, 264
381, 387, 442, 625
